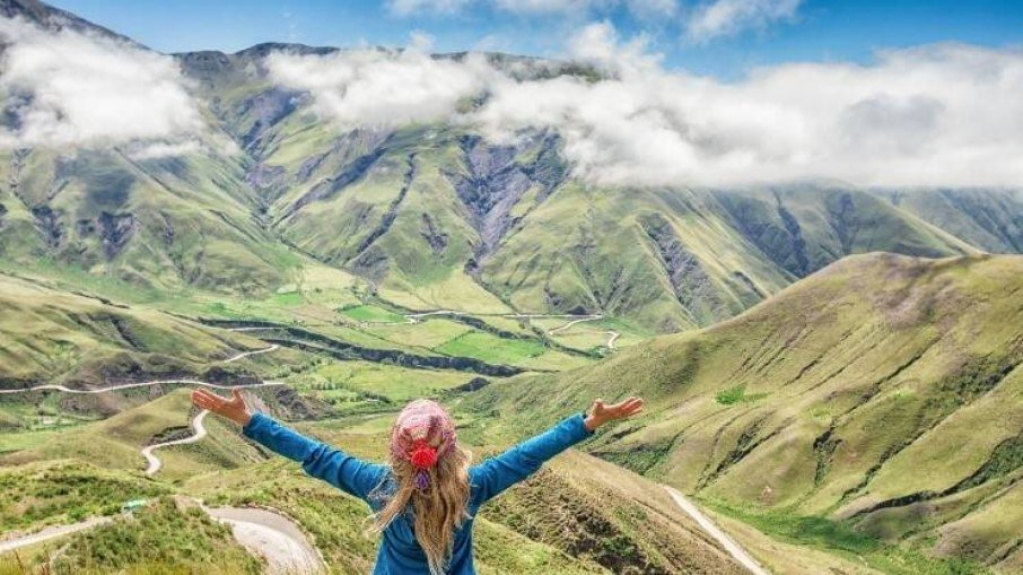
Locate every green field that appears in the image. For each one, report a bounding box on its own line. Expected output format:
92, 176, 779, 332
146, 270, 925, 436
362, 318, 472, 349
339, 304, 407, 323
435, 331, 547, 365
288, 360, 480, 403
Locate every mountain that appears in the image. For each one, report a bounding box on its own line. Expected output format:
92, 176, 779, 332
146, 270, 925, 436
467, 254, 1023, 573
0, 0, 133, 42
874, 188, 1023, 253
5, 3, 1023, 574
2, 2, 1011, 332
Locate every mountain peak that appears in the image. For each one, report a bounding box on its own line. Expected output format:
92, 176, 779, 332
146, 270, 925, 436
0, 0, 142, 47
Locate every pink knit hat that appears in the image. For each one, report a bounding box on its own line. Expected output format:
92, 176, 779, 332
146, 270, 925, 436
390, 400, 457, 490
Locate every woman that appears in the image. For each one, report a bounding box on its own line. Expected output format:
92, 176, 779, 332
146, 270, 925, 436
191, 388, 643, 575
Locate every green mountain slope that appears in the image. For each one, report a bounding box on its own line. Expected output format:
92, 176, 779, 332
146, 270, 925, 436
0, 145, 302, 294
0, 1, 1015, 332
874, 188, 1023, 254
0, 273, 271, 387
467, 254, 1023, 573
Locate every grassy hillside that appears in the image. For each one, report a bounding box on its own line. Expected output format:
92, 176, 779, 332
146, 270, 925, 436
0, 146, 301, 295
466, 254, 1023, 573
0, 460, 168, 533
0, 273, 268, 388
55, 497, 261, 574
874, 189, 1023, 254
0, 389, 267, 479
1, 497, 263, 575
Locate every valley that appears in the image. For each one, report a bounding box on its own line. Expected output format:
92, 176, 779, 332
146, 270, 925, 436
1, 0, 1022, 574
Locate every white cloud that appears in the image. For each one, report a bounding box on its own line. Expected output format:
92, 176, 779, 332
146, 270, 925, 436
493, 0, 605, 14
0, 18, 206, 151
627, 0, 679, 18
267, 23, 1023, 188
265, 40, 497, 128
125, 140, 203, 160
389, 0, 635, 17
686, 0, 802, 43
566, 21, 660, 74
387, 0, 473, 16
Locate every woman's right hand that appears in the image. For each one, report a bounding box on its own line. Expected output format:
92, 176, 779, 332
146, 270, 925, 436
584, 397, 644, 431
192, 388, 252, 426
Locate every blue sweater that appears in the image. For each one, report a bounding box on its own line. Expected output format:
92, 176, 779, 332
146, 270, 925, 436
243, 412, 593, 574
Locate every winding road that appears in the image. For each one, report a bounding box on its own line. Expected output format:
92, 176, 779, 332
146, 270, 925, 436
0, 517, 113, 555
223, 344, 280, 363
606, 330, 621, 350
0, 345, 282, 396
664, 486, 770, 575
142, 410, 209, 476
0, 371, 286, 474
0, 378, 287, 396
0, 505, 324, 575
204, 507, 324, 575
545, 314, 621, 351
0, 349, 321, 573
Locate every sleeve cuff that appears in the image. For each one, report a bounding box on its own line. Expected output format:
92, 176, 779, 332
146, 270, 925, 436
243, 412, 271, 439
572, 412, 595, 439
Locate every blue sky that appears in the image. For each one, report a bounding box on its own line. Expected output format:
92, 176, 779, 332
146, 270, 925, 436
49, 0, 1023, 78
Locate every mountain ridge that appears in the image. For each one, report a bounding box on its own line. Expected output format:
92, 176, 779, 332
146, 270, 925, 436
0, 0, 1020, 335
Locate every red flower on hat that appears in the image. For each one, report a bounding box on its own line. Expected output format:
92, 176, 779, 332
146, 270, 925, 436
410, 439, 438, 469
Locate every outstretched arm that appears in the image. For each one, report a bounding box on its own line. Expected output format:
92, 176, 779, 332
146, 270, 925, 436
191, 389, 384, 501
472, 397, 643, 505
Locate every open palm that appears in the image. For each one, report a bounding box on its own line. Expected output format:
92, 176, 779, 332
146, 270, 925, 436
191, 388, 251, 426
585, 397, 644, 431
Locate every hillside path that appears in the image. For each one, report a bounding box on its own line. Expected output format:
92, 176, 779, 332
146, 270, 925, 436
0, 506, 323, 575
223, 344, 280, 363
0, 517, 113, 555
606, 331, 621, 350
0, 378, 287, 395
205, 507, 324, 574
664, 486, 770, 575
142, 410, 209, 476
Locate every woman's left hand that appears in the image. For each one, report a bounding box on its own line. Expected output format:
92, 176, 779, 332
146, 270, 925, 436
584, 397, 644, 431
192, 388, 252, 426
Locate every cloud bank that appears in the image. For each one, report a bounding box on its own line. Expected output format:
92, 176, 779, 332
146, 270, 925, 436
265, 39, 497, 127
0, 18, 205, 153
269, 23, 1023, 188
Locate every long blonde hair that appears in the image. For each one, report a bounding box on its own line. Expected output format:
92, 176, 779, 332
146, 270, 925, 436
372, 445, 473, 574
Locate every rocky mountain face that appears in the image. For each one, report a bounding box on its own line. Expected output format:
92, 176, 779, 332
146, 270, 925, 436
0, 1, 1019, 332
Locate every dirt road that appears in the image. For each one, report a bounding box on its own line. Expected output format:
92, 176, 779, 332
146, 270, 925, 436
141, 410, 209, 476
205, 507, 324, 574
664, 486, 770, 575
0, 517, 113, 555
0, 379, 287, 395
0, 506, 324, 575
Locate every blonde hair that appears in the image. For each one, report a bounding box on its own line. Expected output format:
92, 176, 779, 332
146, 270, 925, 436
371, 444, 473, 574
